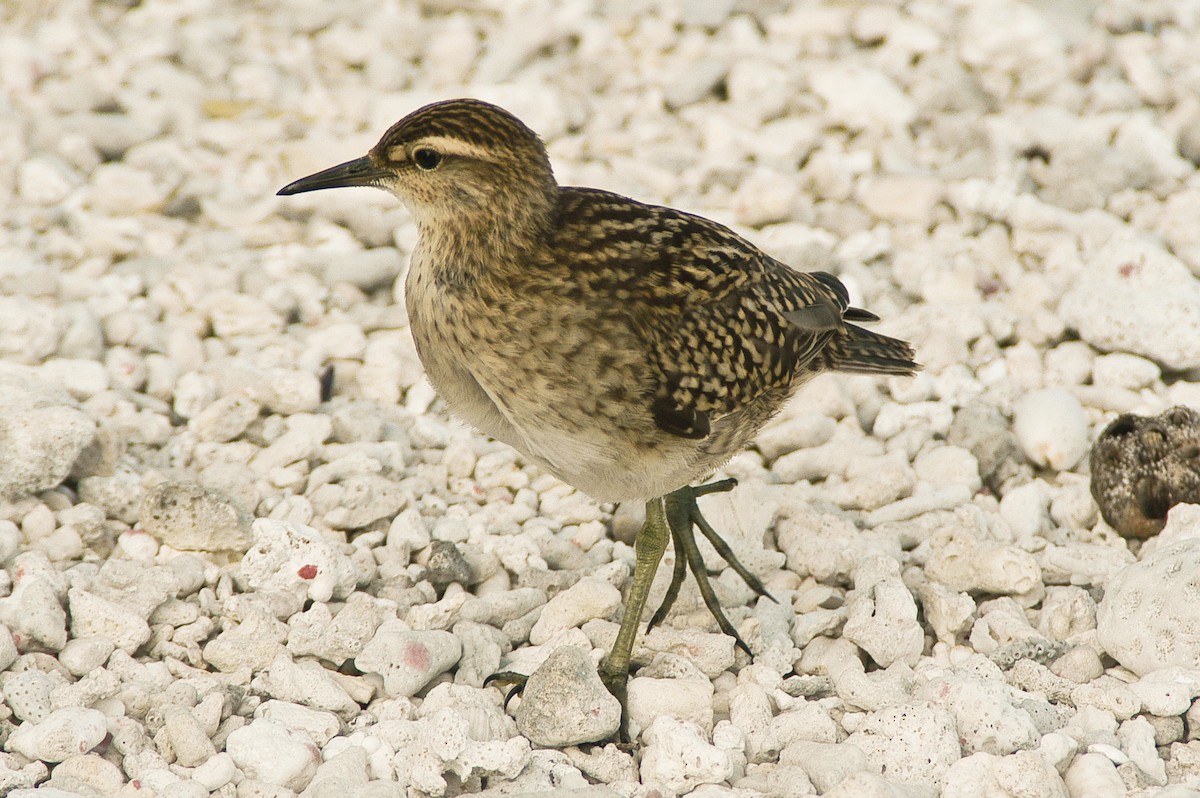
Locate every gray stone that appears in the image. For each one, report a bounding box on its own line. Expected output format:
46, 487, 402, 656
515, 645, 620, 747
425, 540, 473, 587
139, 480, 252, 552
355, 621, 462, 698
947, 400, 1027, 492
0, 369, 96, 499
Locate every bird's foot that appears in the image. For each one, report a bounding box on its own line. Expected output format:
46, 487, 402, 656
494, 478, 776, 745
646, 478, 777, 656
597, 661, 632, 744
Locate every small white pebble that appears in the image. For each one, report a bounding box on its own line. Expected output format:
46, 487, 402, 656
639, 716, 736, 794
58, 636, 115, 677
7, 707, 107, 762
1064, 752, 1125, 798
355, 621, 462, 698
225, 717, 321, 791
628, 677, 715, 735
1012, 388, 1089, 471
528, 579, 621, 645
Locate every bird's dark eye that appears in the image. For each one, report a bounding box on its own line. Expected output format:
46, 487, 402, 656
413, 148, 443, 170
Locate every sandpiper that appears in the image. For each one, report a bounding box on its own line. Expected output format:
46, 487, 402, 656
279, 98, 918, 734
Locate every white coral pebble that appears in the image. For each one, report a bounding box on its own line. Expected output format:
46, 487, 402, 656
1097, 539, 1200, 676
225, 718, 321, 791
639, 716, 736, 794
240, 518, 358, 602
7, 707, 106, 762
1012, 388, 1088, 471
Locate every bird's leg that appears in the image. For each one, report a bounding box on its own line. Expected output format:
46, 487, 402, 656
599, 494, 672, 732
486, 498, 673, 719
600, 478, 777, 740
496, 479, 778, 740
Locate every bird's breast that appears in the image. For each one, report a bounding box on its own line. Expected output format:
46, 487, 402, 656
404, 255, 515, 444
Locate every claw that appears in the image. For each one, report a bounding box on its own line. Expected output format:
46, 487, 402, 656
484, 670, 530, 707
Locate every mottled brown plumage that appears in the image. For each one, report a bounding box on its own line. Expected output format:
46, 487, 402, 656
279, 98, 917, 736
1091, 406, 1200, 539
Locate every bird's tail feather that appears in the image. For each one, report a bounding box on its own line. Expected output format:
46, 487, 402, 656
822, 324, 919, 376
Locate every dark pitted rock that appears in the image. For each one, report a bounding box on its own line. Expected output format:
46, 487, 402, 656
1090, 406, 1200, 539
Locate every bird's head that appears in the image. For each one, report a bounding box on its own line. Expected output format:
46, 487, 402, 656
278, 98, 558, 232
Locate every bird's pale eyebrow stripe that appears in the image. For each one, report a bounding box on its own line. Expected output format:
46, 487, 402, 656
384, 136, 493, 163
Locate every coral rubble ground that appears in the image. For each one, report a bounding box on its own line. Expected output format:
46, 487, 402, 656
3, 1, 1200, 796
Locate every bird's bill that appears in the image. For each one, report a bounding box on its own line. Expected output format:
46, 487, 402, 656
276, 156, 390, 195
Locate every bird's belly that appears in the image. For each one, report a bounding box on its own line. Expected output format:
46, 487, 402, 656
409, 319, 699, 501
513, 421, 705, 502
427, 362, 691, 501
416, 358, 679, 500
404, 266, 750, 502
408, 325, 528, 452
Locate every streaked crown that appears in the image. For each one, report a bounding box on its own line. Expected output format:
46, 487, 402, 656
370, 98, 553, 176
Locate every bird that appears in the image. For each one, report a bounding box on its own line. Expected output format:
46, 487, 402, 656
278, 98, 918, 733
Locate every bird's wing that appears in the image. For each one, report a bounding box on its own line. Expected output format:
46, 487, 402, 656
643, 253, 850, 439
549, 188, 854, 439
